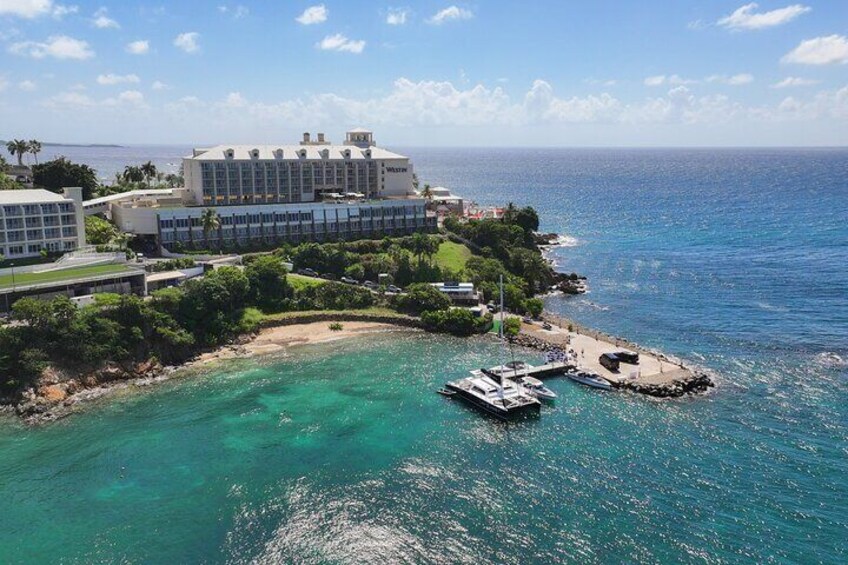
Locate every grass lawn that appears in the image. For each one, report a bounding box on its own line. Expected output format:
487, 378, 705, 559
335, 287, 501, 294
434, 241, 473, 272
0, 264, 135, 289
286, 273, 326, 291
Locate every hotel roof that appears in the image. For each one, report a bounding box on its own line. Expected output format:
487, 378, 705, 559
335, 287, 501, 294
0, 189, 69, 204
186, 144, 407, 162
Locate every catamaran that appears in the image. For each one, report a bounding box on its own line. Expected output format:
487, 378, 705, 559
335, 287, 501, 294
444, 275, 541, 419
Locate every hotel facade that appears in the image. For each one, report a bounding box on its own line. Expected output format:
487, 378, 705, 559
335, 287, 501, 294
0, 188, 85, 259
102, 129, 434, 252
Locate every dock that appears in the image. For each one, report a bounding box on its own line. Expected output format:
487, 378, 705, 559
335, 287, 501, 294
494, 361, 572, 379
508, 315, 713, 397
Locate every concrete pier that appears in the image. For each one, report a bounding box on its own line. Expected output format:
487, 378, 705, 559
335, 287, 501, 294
510, 314, 713, 397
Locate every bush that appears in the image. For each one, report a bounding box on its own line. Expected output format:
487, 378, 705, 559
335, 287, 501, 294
294, 281, 374, 311
238, 307, 264, 334
523, 298, 544, 318
392, 283, 451, 316
244, 255, 291, 312
421, 308, 491, 336
149, 258, 196, 272
329, 322, 344, 331
503, 316, 522, 338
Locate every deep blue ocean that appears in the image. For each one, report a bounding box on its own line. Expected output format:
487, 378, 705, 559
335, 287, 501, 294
1, 147, 846, 563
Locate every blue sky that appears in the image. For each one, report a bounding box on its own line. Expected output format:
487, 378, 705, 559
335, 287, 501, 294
1, 0, 847, 146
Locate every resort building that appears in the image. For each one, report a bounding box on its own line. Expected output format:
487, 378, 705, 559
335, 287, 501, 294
0, 188, 85, 259
182, 129, 415, 206
98, 129, 434, 253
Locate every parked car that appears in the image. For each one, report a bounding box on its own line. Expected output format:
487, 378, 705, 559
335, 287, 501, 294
542, 322, 553, 331
614, 350, 640, 364
599, 353, 620, 372
387, 285, 403, 293
340, 276, 359, 285
298, 268, 318, 277
320, 272, 336, 280
522, 317, 533, 324
362, 280, 378, 289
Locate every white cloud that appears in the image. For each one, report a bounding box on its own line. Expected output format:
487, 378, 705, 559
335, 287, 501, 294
707, 73, 754, 85
151, 80, 169, 90
116, 90, 144, 105
179, 96, 200, 104
0, 1, 76, 19
92, 6, 118, 28
97, 73, 140, 85
43, 91, 95, 108
316, 34, 365, 54
174, 32, 200, 53
218, 4, 248, 18
771, 76, 820, 88
428, 5, 473, 25
718, 3, 810, 30
126, 40, 149, 55
782, 35, 848, 65
0, 76, 7, 92
224, 92, 247, 107
9, 35, 94, 60
50, 4, 77, 19
296, 4, 327, 25
386, 8, 408, 25
18, 79, 37, 91
644, 74, 698, 86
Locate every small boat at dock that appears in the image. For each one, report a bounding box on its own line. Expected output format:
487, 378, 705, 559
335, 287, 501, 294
518, 376, 557, 401
567, 370, 612, 390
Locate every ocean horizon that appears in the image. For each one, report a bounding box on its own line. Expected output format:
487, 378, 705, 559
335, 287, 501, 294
1, 146, 846, 562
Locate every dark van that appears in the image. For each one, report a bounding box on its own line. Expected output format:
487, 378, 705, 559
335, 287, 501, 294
614, 350, 640, 364
599, 353, 620, 372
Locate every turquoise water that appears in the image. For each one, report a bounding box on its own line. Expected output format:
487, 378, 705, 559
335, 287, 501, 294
1, 148, 847, 562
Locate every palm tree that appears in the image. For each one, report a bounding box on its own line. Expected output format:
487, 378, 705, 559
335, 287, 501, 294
6, 139, 30, 166
141, 161, 157, 188
200, 208, 220, 250
123, 165, 144, 184
421, 184, 433, 200
503, 201, 518, 224
28, 140, 42, 164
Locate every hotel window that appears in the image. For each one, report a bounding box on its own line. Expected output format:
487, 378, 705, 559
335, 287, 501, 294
191, 217, 201, 227
26, 229, 43, 240
23, 204, 40, 215
261, 213, 273, 223
6, 218, 23, 229
235, 215, 247, 225
176, 218, 189, 228
59, 203, 73, 213
248, 214, 260, 224
41, 204, 58, 214
8, 245, 24, 255
3, 206, 21, 216
44, 228, 60, 239
160, 219, 174, 229
61, 214, 76, 225
25, 217, 42, 228
28, 244, 42, 254
62, 227, 77, 237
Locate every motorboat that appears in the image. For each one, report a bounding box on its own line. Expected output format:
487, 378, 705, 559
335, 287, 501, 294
445, 369, 541, 419
567, 370, 613, 390
518, 376, 557, 401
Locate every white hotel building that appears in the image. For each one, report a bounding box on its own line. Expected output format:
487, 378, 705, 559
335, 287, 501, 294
103, 129, 434, 252
0, 188, 86, 259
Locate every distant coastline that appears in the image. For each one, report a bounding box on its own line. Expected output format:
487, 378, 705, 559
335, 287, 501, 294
0, 141, 123, 148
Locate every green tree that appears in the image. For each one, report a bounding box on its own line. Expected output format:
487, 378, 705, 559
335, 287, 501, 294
85, 215, 120, 245
244, 255, 291, 312
28, 140, 42, 164
502, 316, 522, 338
344, 263, 365, 281
200, 208, 220, 250
513, 207, 540, 233
5, 139, 30, 166
123, 165, 144, 184
32, 158, 98, 200
141, 161, 157, 188
393, 282, 451, 316
522, 298, 544, 318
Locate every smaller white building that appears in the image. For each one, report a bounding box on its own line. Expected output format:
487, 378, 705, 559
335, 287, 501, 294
0, 187, 85, 259
431, 282, 480, 305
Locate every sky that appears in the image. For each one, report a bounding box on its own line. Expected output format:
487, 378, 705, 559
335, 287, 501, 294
1, 0, 847, 147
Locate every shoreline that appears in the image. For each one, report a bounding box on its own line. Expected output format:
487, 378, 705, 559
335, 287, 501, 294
13, 320, 415, 425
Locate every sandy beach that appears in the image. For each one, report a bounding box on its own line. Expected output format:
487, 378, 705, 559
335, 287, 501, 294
191, 321, 411, 365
